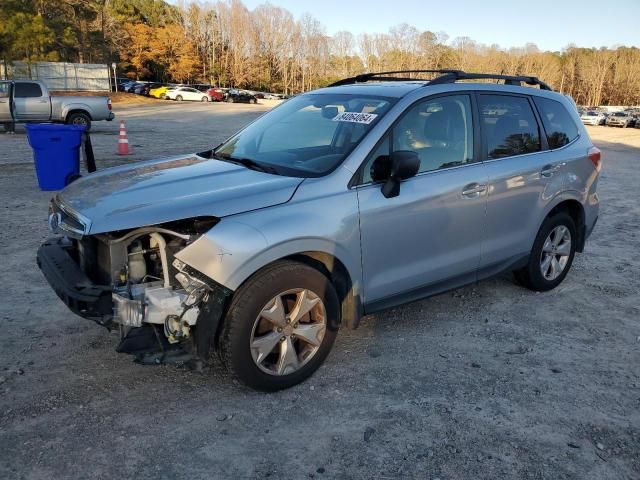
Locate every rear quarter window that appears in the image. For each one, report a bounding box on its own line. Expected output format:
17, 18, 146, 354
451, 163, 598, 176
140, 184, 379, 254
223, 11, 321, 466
15, 82, 43, 98
533, 97, 579, 149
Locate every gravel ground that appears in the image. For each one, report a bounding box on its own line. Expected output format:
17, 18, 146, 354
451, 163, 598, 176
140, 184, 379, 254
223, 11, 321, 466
0, 102, 638, 480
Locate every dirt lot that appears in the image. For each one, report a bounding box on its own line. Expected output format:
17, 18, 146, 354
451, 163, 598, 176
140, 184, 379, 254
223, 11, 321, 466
0, 102, 638, 480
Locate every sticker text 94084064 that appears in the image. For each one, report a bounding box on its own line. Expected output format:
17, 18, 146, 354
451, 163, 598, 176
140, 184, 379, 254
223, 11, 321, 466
332, 112, 378, 124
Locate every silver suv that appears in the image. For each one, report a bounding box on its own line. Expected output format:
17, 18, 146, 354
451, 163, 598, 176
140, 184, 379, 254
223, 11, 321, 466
38, 70, 601, 391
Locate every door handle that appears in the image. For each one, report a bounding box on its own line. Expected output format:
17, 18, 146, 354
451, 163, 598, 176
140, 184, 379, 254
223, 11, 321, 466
540, 163, 565, 178
462, 183, 487, 198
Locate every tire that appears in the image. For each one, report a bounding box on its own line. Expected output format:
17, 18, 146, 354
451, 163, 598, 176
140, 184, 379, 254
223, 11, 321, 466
201, 96, 209, 102
176, 95, 183, 101
226, 97, 234, 103
219, 260, 340, 391
249, 98, 256, 104
66, 112, 91, 131
514, 212, 576, 292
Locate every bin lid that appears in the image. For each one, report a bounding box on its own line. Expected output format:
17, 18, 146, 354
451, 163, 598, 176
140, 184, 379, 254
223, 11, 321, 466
25, 123, 86, 132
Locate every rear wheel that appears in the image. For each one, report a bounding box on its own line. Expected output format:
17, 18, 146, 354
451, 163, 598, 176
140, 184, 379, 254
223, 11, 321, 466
201, 96, 209, 102
66, 112, 91, 131
226, 97, 234, 103
176, 95, 183, 101
514, 212, 576, 291
219, 260, 339, 391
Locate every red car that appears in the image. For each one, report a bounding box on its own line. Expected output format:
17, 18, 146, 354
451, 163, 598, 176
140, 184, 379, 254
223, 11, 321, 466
206, 88, 226, 102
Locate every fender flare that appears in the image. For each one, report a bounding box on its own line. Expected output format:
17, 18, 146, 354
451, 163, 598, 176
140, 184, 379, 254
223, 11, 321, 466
534, 190, 587, 251
62, 103, 94, 120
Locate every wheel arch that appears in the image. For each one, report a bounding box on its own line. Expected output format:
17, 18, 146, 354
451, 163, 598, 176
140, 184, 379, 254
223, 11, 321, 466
544, 197, 586, 252
281, 251, 362, 330
175, 228, 364, 330
63, 105, 93, 121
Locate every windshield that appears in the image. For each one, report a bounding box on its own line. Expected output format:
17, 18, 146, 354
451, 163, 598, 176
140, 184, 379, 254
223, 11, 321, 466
214, 93, 396, 177
612, 112, 626, 117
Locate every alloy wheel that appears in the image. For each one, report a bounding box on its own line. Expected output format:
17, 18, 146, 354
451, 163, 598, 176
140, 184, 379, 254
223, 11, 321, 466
250, 289, 326, 376
539, 225, 572, 281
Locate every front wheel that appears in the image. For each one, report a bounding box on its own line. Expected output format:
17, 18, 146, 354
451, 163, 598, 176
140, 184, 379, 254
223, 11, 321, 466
201, 96, 209, 102
219, 260, 339, 391
226, 97, 234, 103
514, 212, 576, 291
175, 95, 183, 101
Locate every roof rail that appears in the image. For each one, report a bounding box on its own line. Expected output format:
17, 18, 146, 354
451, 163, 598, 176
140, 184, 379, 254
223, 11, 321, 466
328, 70, 462, 87
429, 71, 552, 90
328, 69, 552, 91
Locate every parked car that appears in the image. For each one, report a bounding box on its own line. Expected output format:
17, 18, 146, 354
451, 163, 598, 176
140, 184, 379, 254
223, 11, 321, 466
136, 83, 161, 96
206, 87, 227, 102
37, 70, 600, 391
125, 82, 145, 93
133, 83, 149, 95
606, 111, 635, 127
226, 89, 258, 104
580, 111, 606, 126
0, 79, 114, 131
164, 87, 209, 102
149, 85, 172, 99
117, 81, 135, 92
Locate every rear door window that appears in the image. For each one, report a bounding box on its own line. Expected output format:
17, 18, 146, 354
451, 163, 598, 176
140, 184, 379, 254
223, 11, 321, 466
479, 95, 541, 159
15, 82, 43, 98
533, 97, 579, 149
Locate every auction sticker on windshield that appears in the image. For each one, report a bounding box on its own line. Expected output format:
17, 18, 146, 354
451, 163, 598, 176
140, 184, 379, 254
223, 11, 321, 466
332, 112, 378, 124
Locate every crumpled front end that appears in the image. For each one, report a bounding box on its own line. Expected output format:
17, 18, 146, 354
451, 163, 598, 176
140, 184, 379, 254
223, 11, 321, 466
38, 200, 233, 361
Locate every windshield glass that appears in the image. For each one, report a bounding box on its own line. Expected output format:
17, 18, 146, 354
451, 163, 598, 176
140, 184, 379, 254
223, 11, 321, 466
612, 112, 626, 117
214, 93, 396, 177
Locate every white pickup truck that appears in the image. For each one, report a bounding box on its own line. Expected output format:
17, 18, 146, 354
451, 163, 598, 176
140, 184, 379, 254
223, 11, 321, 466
0, 80, 115, 131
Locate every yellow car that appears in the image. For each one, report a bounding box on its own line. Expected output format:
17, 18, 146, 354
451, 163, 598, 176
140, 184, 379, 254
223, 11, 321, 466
149, 85, 171, 99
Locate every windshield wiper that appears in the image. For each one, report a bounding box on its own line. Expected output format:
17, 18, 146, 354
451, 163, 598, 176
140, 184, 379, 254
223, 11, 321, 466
211, 152, 278, 174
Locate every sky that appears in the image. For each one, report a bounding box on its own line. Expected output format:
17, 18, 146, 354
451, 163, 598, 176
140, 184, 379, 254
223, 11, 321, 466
236, 0, 640, 51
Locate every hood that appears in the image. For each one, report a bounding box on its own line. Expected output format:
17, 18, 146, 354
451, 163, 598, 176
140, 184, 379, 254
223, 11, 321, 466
59, 154, 304, 234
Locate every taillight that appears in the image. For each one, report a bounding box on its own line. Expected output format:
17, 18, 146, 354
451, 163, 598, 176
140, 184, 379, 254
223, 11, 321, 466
588, 146, 601, 171
108, 98, 112, 110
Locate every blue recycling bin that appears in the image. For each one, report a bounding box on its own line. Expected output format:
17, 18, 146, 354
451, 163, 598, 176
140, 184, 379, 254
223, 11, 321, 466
25, 123, 86, 191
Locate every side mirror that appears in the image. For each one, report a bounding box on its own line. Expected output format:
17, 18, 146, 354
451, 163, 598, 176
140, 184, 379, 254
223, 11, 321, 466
321, 106, 339, 119
371, 150, 420, 198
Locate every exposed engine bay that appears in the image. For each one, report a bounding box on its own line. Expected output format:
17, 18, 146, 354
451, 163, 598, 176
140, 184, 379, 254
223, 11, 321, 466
64, 217, 229, 359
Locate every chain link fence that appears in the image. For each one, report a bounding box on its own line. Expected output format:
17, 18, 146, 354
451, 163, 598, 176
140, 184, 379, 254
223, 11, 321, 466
0, 61, 111, 91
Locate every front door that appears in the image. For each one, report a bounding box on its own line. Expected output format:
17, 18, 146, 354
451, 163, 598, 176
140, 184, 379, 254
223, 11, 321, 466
356, 94, 488, 310
13, 81, 50, 120
0, 81, 14, 122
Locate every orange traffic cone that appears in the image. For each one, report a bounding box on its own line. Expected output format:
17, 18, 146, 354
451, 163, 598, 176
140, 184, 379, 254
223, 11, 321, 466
117, 120, 131, 155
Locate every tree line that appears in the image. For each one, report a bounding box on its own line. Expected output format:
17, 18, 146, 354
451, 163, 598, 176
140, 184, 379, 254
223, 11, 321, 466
1, 0, 639, 105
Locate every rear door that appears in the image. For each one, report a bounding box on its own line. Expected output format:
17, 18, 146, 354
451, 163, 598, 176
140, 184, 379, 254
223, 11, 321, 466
0, 81, 14, 122
478, 93, 565, 274
14, 82, 51, 120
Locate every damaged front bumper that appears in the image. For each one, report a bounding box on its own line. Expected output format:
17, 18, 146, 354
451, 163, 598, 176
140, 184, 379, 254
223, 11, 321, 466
37, 237, 113, 327
37, 236, 233, 359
